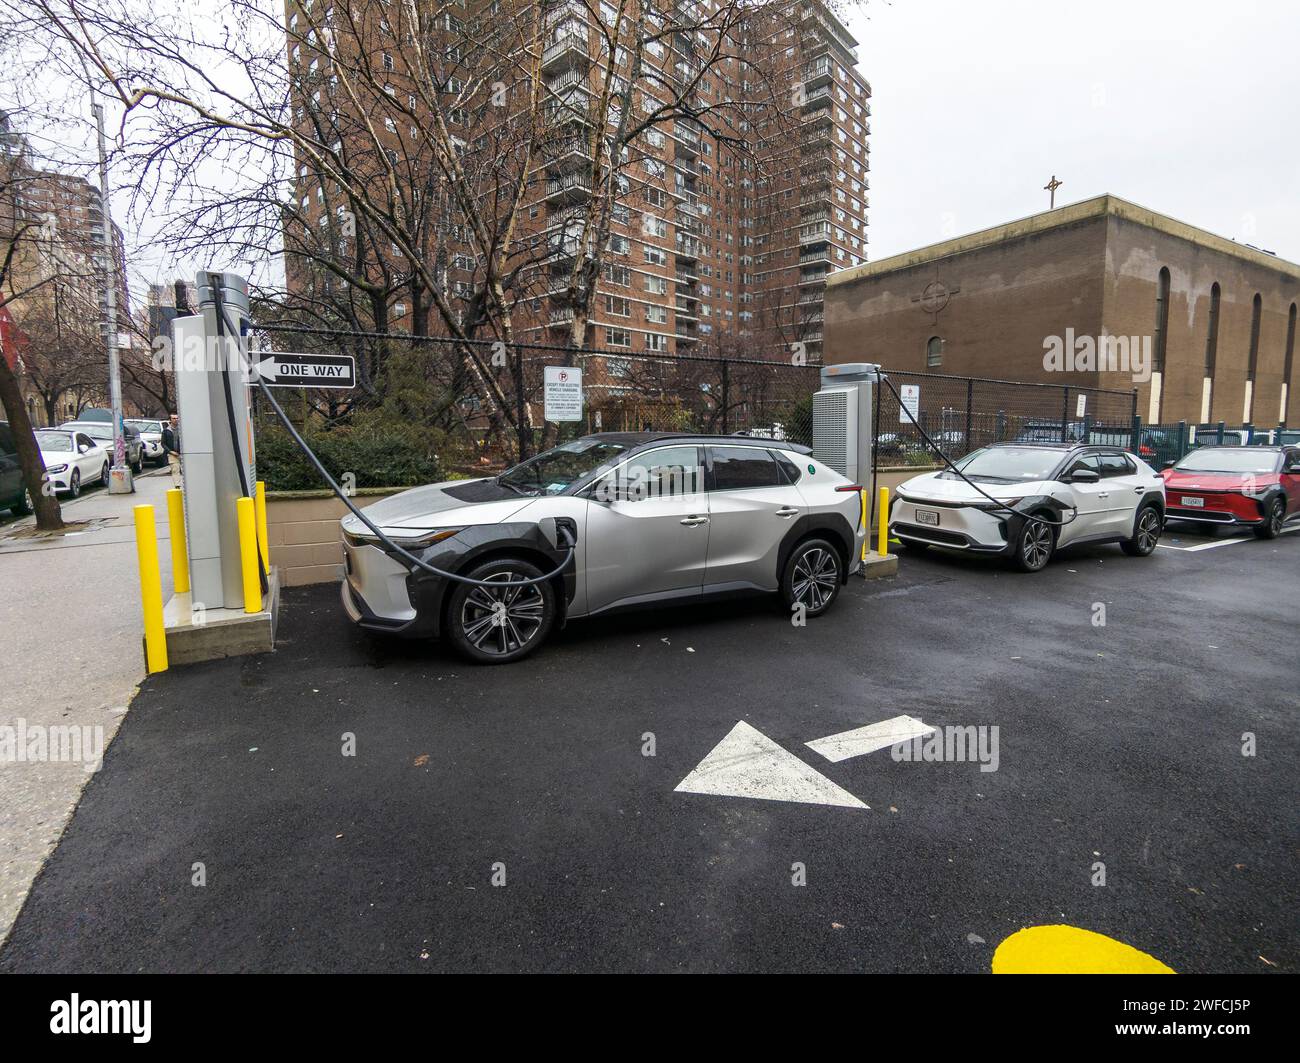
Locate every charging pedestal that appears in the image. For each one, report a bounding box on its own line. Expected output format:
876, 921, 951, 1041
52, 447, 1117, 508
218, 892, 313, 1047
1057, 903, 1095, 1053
155, 269, 279, 665
812, 362, 896, 578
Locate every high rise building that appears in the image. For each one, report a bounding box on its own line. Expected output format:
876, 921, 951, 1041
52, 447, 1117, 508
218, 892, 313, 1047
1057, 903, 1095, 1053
284, 1, 870, 362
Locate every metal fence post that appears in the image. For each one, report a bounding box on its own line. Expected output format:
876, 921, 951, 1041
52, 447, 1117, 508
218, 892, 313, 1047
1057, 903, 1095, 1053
1061, 387, 1070, 443
1216, 421, 1225, 445
720, 359, 730, 434
1177, 420, 1188, 461
964, 378, 973, 453
1131, 412, 1142, 454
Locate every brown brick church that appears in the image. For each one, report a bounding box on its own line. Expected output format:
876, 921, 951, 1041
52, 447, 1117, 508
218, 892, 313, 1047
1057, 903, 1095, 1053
824, 194, 1300, 427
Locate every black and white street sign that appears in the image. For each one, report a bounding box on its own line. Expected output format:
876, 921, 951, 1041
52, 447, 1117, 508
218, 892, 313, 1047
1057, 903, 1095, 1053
544, 365, 583, 422
254, 352, 356, 389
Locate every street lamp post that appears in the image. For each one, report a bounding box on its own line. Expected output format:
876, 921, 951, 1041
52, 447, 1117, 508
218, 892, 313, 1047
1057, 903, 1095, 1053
92, 98, 131, 493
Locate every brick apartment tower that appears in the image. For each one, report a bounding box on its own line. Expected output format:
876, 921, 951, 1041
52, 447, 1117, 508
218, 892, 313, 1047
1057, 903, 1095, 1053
284, 1, 870, 364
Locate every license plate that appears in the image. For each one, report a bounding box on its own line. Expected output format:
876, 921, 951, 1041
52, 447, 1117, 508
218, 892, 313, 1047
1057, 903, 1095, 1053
1180, 496, 1205, 507
915, 509, 940, 526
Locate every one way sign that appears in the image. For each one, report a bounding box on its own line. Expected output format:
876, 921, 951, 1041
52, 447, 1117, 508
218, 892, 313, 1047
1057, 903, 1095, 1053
253, 352, 356, 389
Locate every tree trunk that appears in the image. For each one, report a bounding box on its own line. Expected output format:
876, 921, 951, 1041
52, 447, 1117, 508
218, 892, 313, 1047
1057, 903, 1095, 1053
0, 350, 63, 530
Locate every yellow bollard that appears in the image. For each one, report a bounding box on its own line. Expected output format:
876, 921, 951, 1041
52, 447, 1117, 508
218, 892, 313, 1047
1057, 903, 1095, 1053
134, 505, 168, 673
877, 486, 890, 557
254, 480, 269, 573
236, 496, 262, 614
859, 488, 868, 562
166, 488, 190, 594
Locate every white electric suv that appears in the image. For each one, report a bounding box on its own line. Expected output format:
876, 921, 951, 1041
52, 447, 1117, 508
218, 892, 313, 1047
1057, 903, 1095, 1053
890, 443, 1166, 571
340, 433, 869, 663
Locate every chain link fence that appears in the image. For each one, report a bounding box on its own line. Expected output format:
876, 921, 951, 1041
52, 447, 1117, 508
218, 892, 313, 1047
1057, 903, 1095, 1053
250, 325, 1142, 486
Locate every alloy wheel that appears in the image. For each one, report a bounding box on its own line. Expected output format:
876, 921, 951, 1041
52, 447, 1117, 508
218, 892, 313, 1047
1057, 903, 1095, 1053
1137, 509, 1161, 552
1021, 520, 1052, 569
791, 547, 838, 611
1270, 499, 1284, 535
458, 572, 546, 657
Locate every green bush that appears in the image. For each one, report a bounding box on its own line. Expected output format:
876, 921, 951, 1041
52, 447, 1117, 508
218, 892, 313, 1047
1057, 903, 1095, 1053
256, 419, 444, 492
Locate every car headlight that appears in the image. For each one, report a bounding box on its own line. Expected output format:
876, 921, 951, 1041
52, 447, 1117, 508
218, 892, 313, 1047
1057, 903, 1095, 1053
974, 497, 1023, 510
46, 464, 68, 474
384, 527, 465, 548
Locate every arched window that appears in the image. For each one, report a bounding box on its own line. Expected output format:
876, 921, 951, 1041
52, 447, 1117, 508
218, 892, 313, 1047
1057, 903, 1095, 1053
1246, 293, 1263, 423
1202, 282, 1221, 422
1153, 267, 1171, 375
926, 336, 943, 368
1283, 303, 1297, 425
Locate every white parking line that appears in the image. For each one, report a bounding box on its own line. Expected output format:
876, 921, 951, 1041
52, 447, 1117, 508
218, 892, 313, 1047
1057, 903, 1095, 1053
1157, 525, 1300, 552
805, 715, 935, 763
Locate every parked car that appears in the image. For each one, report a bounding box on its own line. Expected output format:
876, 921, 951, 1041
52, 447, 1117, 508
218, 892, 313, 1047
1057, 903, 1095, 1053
33, 428, 110, 497
1161, 445, 1300, 538
890, 442, 1166, 572
59, 420, 144, 473
1013, 420, 1087, 444
340, 433, 868, 663
125, 418, 168, 466
0, 421, 33, 515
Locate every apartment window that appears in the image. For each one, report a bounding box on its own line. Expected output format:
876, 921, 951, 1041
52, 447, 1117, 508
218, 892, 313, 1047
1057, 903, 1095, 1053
646, 305, 667, 324
645, 275, 667, 295
646, 333, 667, 352
644, 245, 666, 266
383, 52, 393, 71
605, 295, 630, 316
604, 264, 630, 285
606, 327, 630, 347
926, 336, 943, 368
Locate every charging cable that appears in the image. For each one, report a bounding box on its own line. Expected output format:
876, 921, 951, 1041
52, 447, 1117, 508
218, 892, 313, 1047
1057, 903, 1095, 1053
881, 374, 1077, 528
230, 311, 575, 588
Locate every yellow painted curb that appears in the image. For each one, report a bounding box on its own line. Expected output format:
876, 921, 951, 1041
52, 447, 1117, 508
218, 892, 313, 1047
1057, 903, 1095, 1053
993, 925, 1175, 974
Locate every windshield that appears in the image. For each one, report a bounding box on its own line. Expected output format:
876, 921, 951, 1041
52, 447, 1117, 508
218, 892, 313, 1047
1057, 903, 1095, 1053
1175, 449, 1279, 475
950, 446, 1064, 483
126, 420, 162, 433
498, 439, 629, 495
77, 425, 113, 441
35, 431, 75, 452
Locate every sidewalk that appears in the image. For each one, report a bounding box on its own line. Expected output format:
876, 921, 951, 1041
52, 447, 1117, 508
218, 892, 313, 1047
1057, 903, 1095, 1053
0, 469, 176, 942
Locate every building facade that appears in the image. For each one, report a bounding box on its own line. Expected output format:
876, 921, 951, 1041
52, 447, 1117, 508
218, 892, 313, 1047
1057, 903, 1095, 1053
283, 1, 871, 362
824, 195, 1300, 427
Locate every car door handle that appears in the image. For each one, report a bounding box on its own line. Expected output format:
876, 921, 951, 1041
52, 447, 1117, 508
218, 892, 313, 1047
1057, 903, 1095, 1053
775, 507, 799, 518
1097, 493, 1109, 500
1133, 486, 1145, 493
680, 516, 709, 526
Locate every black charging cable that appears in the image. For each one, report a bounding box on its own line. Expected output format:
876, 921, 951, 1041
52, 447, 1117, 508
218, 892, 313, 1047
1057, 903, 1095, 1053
210, 276, 270, 595
881, 374, 1077, 528
231, 315, 576, 588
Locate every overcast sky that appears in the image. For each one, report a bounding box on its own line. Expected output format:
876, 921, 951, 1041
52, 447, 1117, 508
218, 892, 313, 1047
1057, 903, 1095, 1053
846, 0, 1300, 264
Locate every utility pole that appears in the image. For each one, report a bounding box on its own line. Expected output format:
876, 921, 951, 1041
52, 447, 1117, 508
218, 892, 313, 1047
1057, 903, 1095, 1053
92, 98, 131, 492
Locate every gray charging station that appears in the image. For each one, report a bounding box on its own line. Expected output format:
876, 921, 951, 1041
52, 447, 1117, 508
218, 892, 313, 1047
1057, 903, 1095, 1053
173, 271, 257, 610
812, 362, 881, 484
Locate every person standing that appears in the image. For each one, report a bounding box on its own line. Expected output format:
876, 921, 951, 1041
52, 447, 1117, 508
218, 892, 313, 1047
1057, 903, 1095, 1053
163, 414, 181, 485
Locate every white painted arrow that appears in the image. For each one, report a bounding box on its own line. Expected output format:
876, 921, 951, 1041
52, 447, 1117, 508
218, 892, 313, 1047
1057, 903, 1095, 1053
674, 721, 868, 810
805, 714, 935, 763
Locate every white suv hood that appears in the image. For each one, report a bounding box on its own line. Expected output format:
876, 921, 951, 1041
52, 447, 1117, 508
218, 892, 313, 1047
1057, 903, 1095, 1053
898, 470, 1055, 503
340, 478, 534, 534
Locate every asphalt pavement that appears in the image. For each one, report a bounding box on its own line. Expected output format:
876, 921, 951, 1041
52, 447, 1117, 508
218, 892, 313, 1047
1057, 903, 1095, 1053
2, 522, 1296, 972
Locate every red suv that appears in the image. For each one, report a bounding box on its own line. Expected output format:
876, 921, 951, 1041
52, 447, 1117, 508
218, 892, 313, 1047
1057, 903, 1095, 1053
1161, 446, 1300, 538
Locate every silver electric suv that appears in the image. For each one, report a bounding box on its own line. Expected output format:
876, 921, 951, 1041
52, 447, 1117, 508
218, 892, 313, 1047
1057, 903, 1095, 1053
340, 433, 868, 663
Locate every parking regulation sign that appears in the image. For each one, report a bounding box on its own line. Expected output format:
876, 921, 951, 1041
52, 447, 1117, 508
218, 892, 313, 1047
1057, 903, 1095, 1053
899, 383, 920, 424
544, 365, 583, 422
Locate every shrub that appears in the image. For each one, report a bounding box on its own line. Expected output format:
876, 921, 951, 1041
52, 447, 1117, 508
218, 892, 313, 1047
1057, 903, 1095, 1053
256, 419, 444, 492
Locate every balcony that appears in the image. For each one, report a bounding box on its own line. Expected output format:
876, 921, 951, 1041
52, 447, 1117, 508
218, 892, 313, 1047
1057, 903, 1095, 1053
799, 247, 830, 265
547, 307, 576, 327
675, 233, 703, 260
546, 69, 587, 94
542, 135, 593, 172
804, 57, 833, 88
674, 301, 698, 319
800, 85, 833, 111
546, 94, 591, 125
544, 172, 593, 203
800, 208, 830, 224
800, 169, 832, 189
798, 269, 828, 287
675, 268, 699, 284
799, 221, 831, 244
542, 32, 590, 73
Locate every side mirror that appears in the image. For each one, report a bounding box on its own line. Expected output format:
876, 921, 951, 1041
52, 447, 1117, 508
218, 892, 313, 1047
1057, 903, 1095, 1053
78, 444, 89, 453
1070, 469, 1100, 484
1162, 460, 1176, 469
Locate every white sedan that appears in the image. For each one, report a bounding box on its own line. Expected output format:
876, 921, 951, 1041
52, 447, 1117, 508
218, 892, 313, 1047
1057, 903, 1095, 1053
34, 428, 110, 498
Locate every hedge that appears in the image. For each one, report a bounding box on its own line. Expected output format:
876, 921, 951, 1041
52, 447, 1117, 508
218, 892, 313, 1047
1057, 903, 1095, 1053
255, 421, 444, 492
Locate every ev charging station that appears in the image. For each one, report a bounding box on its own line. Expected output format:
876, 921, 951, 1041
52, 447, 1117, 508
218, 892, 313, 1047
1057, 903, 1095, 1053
173, 271, 260, 610
813, 362, 881, 483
